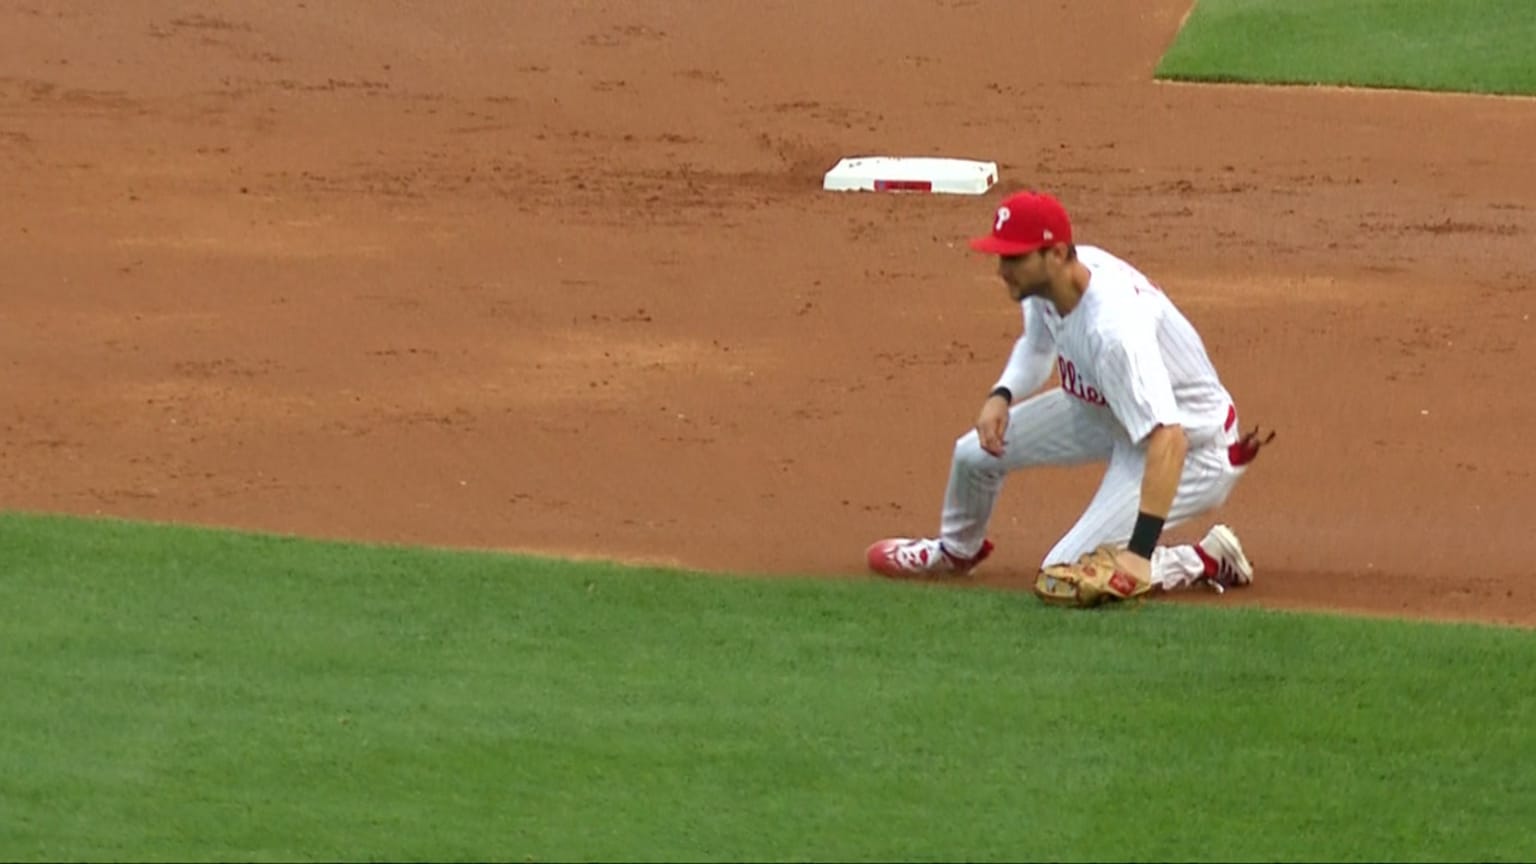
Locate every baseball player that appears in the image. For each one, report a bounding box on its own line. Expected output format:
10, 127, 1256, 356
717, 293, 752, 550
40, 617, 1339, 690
866, 190, 1271, 606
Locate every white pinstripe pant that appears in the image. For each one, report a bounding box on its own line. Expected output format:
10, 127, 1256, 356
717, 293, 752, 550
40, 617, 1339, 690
939, 389, 1246, 588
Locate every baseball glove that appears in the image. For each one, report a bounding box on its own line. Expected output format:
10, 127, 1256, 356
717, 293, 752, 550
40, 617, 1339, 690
1034, 545, 1153, 608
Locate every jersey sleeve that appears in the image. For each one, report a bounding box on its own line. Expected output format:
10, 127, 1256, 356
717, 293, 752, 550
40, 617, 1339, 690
1095, 322, 1180, 444
993, 301, 1058, 398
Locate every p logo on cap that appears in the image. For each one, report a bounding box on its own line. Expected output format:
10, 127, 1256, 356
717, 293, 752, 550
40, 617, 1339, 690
970, 191, 1073, 257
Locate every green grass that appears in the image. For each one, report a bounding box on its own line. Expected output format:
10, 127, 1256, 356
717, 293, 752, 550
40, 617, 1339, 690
3, 511, 1536, 862
1157, 0, 1536, 96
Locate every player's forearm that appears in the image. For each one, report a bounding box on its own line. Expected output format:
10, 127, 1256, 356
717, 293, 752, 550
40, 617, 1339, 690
1138, 424, 1188, 520
994, 338, 1055, 400
1126, 424, 1187, 559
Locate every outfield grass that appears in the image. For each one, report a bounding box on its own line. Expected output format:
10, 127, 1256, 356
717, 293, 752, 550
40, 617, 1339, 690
3, 512, 1536, 862
1157, 0, 1536, 96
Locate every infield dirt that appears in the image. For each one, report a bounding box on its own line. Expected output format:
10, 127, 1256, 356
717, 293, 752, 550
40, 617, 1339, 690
3, 1, 1533, 624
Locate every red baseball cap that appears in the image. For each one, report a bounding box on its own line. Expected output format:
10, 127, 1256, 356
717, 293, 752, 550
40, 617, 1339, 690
968, 191, 1073, 256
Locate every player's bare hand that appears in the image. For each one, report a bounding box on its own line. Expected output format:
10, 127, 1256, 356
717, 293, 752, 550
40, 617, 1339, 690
976, 395, 1011, 457
1113, 549, 1153, 585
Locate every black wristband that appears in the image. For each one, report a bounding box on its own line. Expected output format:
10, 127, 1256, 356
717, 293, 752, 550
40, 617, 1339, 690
988, 386, 1013, 403
1127, 511, 1165, 559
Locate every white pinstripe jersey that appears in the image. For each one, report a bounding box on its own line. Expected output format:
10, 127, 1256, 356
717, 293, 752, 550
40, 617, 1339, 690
1022, 246, 1233, 446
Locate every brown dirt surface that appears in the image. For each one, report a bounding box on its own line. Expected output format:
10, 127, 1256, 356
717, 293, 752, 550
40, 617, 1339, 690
4, 0, 1534, 626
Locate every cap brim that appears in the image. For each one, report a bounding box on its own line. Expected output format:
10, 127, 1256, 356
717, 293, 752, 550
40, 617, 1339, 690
967, 235, 1049, 256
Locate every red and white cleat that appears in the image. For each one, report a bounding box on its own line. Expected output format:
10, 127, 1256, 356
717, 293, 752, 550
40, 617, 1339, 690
1197, 524, 1254, 593
866, 537, 995, 579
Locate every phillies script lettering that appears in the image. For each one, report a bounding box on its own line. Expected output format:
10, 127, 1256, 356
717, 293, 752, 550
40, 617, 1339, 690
1057, 357, 1107, 405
